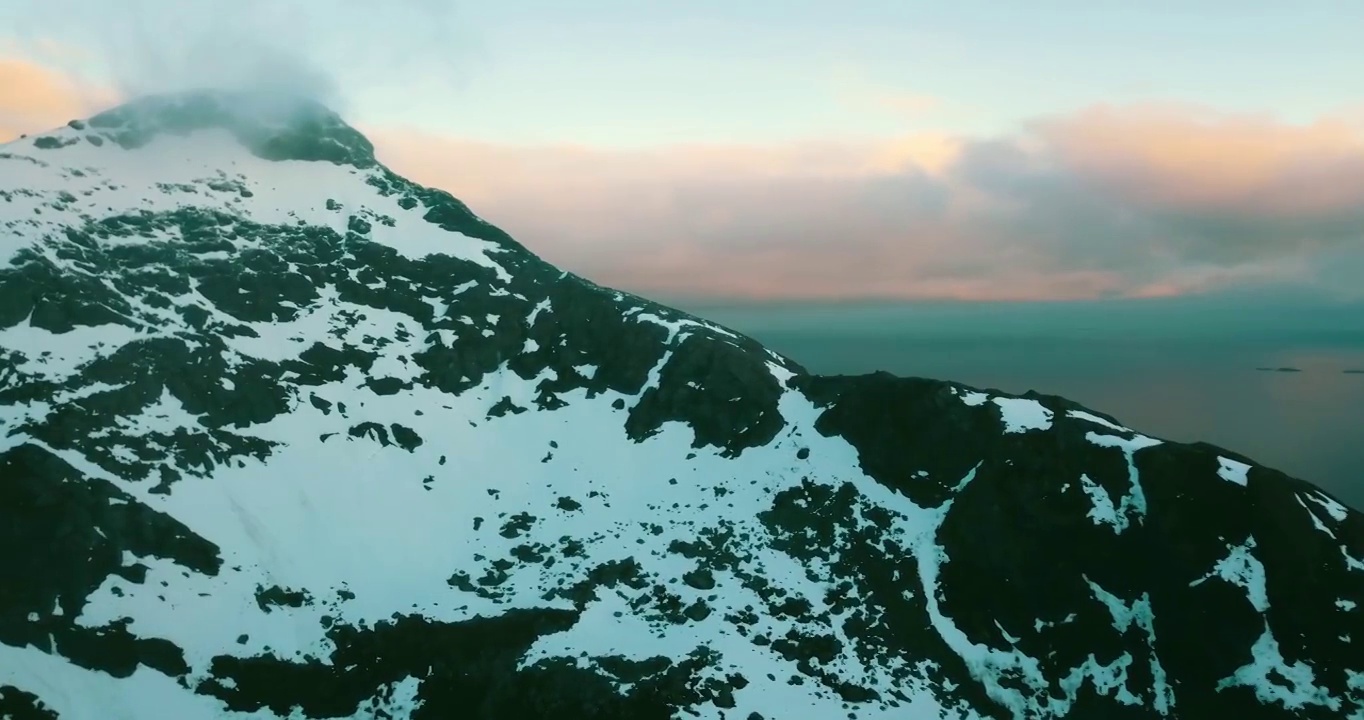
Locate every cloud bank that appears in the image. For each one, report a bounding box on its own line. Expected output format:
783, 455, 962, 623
373, 106, 1364, 301
2, 36, 1362, 302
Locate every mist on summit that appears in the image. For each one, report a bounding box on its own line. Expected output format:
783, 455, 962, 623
1, 0, 469, 118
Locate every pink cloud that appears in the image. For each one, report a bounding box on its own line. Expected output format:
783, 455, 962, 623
1034, 103, 1364, 217
371, 108, 1363, 301
3, 54, 1361, 303
0, 56, 118, 140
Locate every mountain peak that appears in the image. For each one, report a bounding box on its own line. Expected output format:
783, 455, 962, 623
20, 89, 377, 170
2, 91, 1363, 719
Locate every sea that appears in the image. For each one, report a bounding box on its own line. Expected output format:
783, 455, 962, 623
683, 299, 1364, 510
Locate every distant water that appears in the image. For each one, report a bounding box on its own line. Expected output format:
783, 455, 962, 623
683, 301, 1364, 510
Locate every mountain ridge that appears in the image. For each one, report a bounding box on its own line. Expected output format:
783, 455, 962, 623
1, 94, 1362, 720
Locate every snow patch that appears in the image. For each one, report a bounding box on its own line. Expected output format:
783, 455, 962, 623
1067, 410, 1130, 434
954, 388, 989, 406
1191, 538, 1269, 612
1302, 491, 1350, 524
992, 397, 1053, 433
1296, 495, 1339, 540
1080, 432, 1161, 533
1218, 627, 1341, 712
1216, 456, 1251, 487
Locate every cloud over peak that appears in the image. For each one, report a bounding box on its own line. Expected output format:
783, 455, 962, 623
1, 0, 470, 115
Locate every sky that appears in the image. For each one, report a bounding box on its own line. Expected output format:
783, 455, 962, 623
1, 0, 1363, 304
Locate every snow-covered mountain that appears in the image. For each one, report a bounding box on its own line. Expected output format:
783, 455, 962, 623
1, 91, 1362, 720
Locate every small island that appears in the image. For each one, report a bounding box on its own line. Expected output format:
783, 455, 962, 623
1256, 366, 1303, 373
1345, 369, 1364, 375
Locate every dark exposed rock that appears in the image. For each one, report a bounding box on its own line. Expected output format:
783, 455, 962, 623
1, 92, 1360, 720
0, 444, 218, 680
0, 686, 58, 719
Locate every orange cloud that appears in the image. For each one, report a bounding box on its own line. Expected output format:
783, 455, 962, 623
0, 56, 118, 141
365, 126, 984, 294
1035, 103, 1364, 217
369, 106, 1364, 302
3, 54, 1361, 303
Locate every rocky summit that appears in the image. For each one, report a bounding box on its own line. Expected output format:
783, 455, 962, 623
1, 91, 1362, 720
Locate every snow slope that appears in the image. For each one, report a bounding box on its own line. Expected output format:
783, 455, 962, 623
1, 91, 1362, 720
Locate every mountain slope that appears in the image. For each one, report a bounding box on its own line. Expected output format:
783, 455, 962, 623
1, 91, 1362, 720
